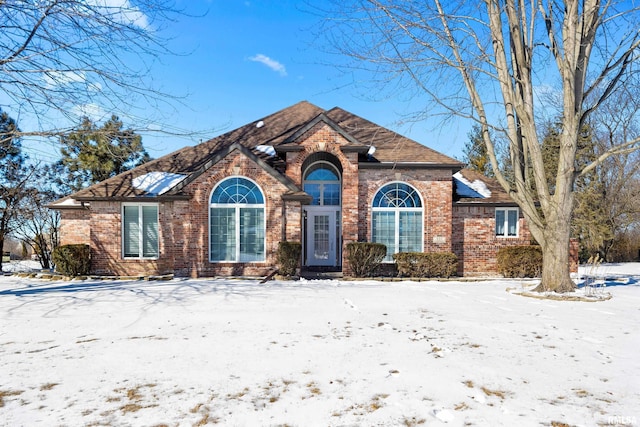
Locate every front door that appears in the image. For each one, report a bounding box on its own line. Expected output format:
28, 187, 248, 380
305, 208, 338, 266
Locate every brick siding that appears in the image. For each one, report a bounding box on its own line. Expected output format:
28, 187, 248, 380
58, 123, 577, 278
59, 208, 90, 246
452, 205, 532, 276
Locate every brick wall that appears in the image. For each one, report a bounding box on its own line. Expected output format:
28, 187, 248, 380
358, 168, 454, 253
74, 149, 299, 277
169, 150, 296, 277
283, 122, 359, 274
88, 201, 173, 276
58, 121, 579, 277
452, 205, 532, 276
452, 206, 578, 275
59, 208, 90, 246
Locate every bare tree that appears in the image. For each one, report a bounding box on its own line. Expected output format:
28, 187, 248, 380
13, 192, 60, 270
591, 98, 640, 260
320, 0, 640, 292
0, 0, 187, 142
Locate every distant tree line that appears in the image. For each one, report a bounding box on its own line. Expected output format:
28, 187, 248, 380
462, 117, 640, 263
0, 109, 150, 271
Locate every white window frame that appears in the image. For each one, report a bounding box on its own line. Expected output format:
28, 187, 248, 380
122, 203, 159, 259
495, 207, 519, 237
209, 176, 266, 263
303, 161, 342, 206
371, 181, 424, 261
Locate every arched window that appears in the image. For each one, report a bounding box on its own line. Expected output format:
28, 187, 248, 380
303, 162, 341, 206
372, 182, 423, 260
210, 177, 265, 262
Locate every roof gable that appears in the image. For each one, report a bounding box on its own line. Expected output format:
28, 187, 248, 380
277, 113, 367, 152
163, 142, 303, 197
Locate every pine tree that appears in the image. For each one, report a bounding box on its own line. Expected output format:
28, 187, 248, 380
57, 116, 151, 193
539, 121, 612, 258
462, 124, 494, 177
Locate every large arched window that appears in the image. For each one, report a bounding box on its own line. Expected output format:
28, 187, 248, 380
372, 182, 423, 260
210, 177, 265, 262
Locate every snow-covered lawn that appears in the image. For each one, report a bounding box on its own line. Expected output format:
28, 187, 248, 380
1, 265, 639, 426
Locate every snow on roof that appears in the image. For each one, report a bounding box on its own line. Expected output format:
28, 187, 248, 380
453, 171, 492, 198
132, 172, 187, 196
54, 198, 83, 206
255, 145, 276, 157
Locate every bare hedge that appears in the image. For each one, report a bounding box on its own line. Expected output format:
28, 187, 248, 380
52, 244, 91, 277
277, 241, 302, 277
393, 252, 458, 278
496, 245, 542, 278
346, 242, 387, 277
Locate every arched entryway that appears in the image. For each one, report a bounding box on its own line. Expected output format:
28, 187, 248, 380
302, 153, 342, 268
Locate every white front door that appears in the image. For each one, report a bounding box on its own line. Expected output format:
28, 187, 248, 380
305, 208, 338, 266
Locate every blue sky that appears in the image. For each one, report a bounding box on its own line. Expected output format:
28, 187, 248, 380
24, 0, 472, 163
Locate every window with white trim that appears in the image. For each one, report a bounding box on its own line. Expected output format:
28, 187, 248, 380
303, 162, 341, 206
210, 177, 265, 262
496, 207, 519, 237
123, 204, 159, 258
371, 182, 423, 261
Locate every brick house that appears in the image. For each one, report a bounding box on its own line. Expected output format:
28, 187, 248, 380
51, 101, 543, 278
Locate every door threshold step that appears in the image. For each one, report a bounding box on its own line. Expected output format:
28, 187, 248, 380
300, 270, 343, 279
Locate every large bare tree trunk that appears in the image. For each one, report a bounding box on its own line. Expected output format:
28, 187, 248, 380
534, 213, 576, 293
322, 0, 640, 291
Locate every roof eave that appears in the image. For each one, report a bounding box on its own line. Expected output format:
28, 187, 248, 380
454, 200, 518, 206
47, 202, 90, 210
359, 162, 463, 170
341, 145, 369, 153
275, 145, 305, 152
74, 195, 192, 202
282, 193, 313, 203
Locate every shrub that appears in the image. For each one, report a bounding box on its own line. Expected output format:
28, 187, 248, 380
52, 244, 91, 276
277, 241, 302, 277
346, 242, 387, 277
393, 252, 458, 278
496, 245, 542, 278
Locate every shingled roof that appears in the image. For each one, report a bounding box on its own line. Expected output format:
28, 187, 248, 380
53, 101, 465, 203
453, 168, 515, 205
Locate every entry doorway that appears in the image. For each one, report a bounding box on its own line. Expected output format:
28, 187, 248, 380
304, 207, 340, 266
301, 156, 342, 268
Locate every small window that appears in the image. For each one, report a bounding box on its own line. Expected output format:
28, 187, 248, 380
496, 207, 519, 237
123, 204, 159, 258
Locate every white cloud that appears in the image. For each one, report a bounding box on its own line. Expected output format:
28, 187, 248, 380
249, 54, 287, 77
92, 0, 150, 29
43, 71, 103, 94
71, 103, 107, 121
43, 71, 87, 88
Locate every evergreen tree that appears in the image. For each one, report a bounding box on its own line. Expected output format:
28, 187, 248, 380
57, 116, 151, 193
539, 121, 612, 258
462, 124, 494, 177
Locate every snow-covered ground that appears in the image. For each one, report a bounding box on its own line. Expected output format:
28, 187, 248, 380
1, 264, 638, 426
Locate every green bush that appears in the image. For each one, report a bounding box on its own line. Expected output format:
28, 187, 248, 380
393, 252, 458, 278
346, 242, 387, 277
277, 241, 302, 277
52, 244, 91, 276
496, 245, 542, 278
